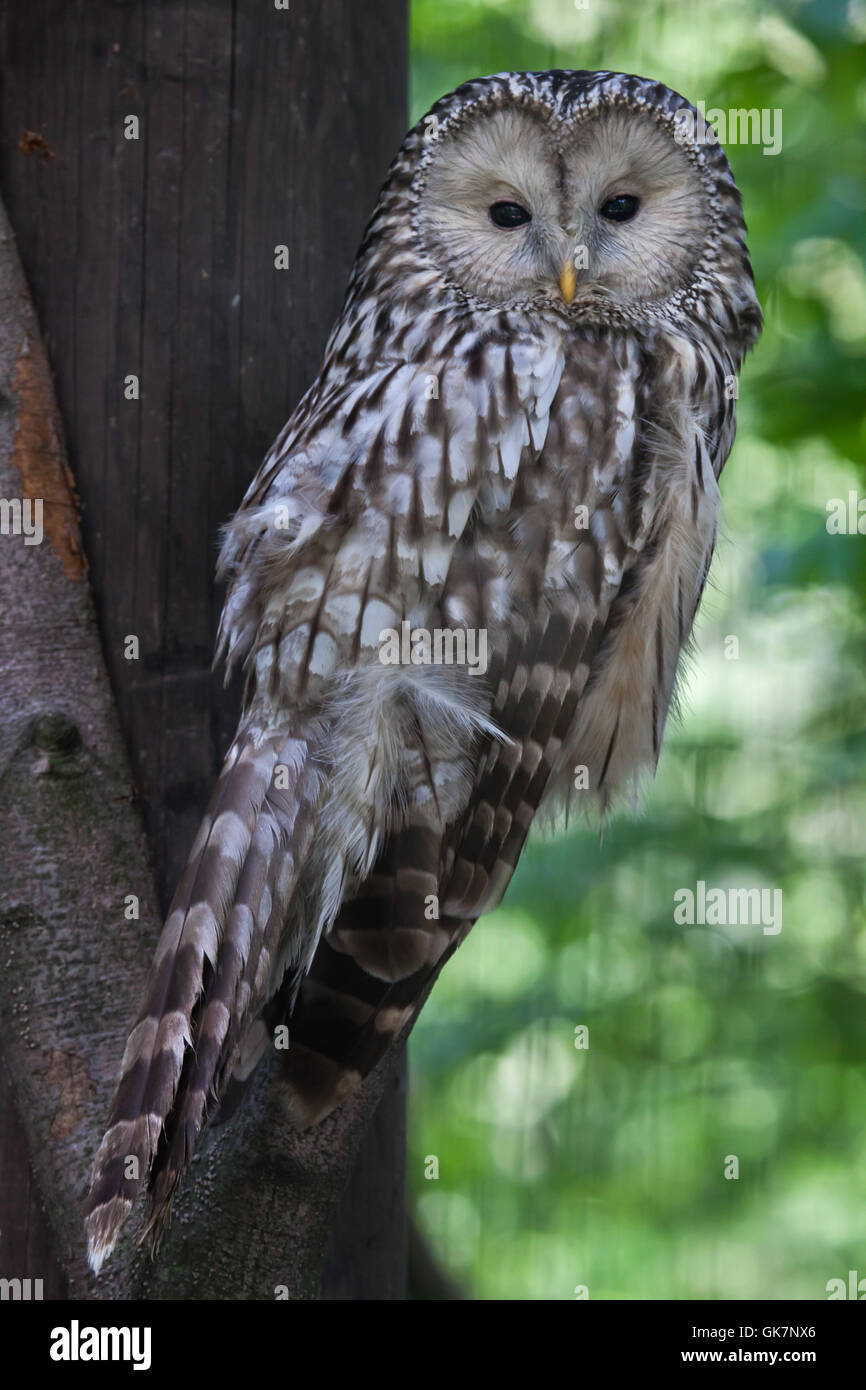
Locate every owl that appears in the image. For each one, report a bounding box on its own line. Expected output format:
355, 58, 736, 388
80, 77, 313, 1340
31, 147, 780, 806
85, 69, 761, 1271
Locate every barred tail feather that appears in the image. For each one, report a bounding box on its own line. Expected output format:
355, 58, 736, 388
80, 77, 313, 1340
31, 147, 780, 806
85, 729, 321, 1273
144, 742, 322, 1234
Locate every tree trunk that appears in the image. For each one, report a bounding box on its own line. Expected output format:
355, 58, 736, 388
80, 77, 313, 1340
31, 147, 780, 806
0, 0, 408, 1299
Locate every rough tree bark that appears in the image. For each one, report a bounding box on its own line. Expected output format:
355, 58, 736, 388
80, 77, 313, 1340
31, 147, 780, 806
0, 0, 409, 1299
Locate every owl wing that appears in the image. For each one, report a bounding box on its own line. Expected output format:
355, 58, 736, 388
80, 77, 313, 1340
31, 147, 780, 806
198, 309, 566, 1076
85, 310, 565, 1264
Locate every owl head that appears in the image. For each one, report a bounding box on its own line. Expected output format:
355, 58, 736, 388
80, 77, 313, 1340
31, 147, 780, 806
351, 71, 761, 356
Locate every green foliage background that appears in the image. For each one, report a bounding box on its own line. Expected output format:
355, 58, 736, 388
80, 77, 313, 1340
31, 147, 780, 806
407, 0, 866, 1300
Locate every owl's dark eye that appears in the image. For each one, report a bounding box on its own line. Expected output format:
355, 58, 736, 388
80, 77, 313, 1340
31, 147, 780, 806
489, 200, 532, 229
599, 194, 640, 223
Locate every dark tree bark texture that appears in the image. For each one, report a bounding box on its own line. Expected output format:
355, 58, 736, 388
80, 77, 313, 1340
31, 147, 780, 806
0, 0, 409, 1299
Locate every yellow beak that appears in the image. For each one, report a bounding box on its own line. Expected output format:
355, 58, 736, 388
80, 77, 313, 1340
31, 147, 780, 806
559, 261, 577, 305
